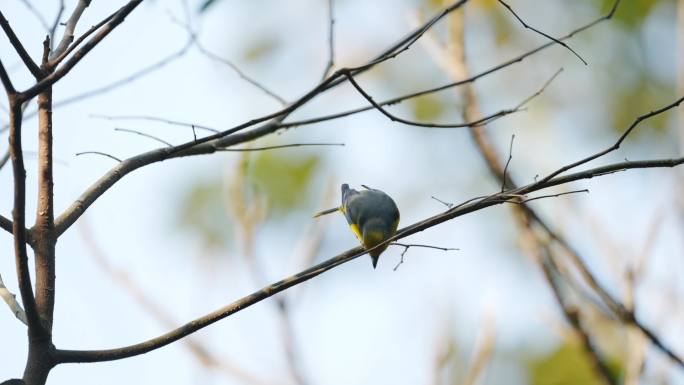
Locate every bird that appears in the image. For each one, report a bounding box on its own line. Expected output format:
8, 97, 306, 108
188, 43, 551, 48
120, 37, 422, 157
315, 184, 400, 268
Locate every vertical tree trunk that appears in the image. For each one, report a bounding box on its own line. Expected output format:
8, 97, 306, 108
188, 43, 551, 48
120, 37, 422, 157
23, 83, 57, 385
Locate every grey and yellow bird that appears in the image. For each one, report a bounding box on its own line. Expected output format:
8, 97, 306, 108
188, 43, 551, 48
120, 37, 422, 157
315, 184, 400, 268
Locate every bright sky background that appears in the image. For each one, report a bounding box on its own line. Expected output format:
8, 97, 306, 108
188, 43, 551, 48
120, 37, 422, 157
1, 1, 683, 384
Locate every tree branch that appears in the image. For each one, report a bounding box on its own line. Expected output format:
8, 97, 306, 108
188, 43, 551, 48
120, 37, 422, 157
537, 95, 684, 185
19, 0, 144, 102
51, 0, 92, 59
320, 0, 336, 80
53, 156, 684, 364
497, 0, 587, 65
0, 214, 13, 234
0, 58, 16, 94
8, 98, 42, 336
0, 273, 27, 325
51, 0, 472, 236
0, 11, 43, 78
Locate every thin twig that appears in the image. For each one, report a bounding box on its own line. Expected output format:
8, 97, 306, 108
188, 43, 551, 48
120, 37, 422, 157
195, 42, 287, 106
49, 0, 66, 47
430, 195, 454, 209
75, 151, 122, 162
497, 0, 587, 65
344, 71, 519, 128
391, 243, 459, 271
537, 95, 684, 185
18, 0, 50, 32
501, 134, 515, 192
217, 143, 344, 152
115, 128, 173, 147
51, 39, 192, 107
320, 0, 336, 81
20, 0, 145, 102
91, 114, 219, 133
78, 219, 269, 385
169, 10, 287, 106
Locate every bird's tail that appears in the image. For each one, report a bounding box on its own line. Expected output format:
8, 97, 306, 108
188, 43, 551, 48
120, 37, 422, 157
313, 207, 340, 218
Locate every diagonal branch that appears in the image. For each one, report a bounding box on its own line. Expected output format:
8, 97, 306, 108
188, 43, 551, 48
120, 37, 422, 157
537, 95, 684, 185
8, 98, 43, 336
0, 58, 15, 94
0, 273, 27, 325
51, 0, 92, 59
19, 0, 144, 102
0, 214, 13, 234
0, 11, 43, 78
343, 71, 517, 128
51, 0, 472, 236
497, 0, 587, 65
53, 155, 684, 364
49, 10, 118, 67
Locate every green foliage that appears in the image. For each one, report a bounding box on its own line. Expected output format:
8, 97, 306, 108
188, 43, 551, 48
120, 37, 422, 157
527, 341, 622, 385
591, 0, 661, 26
177, 179, 232, 249
246, 151, 320, 215
411, 94, 446, 121
609, 75, 674, 135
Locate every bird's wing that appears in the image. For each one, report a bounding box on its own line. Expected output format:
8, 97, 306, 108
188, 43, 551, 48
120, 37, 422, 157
340, 184, 364, 241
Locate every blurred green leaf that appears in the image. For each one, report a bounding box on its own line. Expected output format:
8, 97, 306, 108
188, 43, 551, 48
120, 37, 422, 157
243, 37, 280, 62
247, 151, 320, 216
610, 75, 674, 136
411, 94, 446, 121
177, 179, 232, 249
528, 341, 622, 385
591, 0, 661, 26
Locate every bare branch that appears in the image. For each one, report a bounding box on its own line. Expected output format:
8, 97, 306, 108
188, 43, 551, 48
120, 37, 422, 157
18, 0, 50, 32
91, 114, 219, 133
49, 1, 66, 46
49, 11, 118, 67
8, 98, 42, 335
0, 214, 13, 235
320, 0, 336, 80
343, 71, 521, 128
0, 273, 27, 325
0, 59, 15, 94
62, 40, 190, 107
521, 189, 589, 203
194, 42, 287, 106
497, 0, 587, 65
20, 0, 144, 102
0, 11, 43, 78
537, 95, 684, 185
75, 151, 122, 162
501, 134, 515, 192
390, 243, 459, 271
114, 128, 173, 147
51, 0, 92, 59
53, 155, 684, 364
51, 0, 472, 236
77, 220, 269, 385
217, 143, 344, 152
